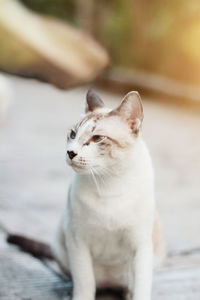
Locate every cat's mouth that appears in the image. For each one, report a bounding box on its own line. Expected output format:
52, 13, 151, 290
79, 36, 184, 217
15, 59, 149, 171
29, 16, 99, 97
68, 160, 89, 173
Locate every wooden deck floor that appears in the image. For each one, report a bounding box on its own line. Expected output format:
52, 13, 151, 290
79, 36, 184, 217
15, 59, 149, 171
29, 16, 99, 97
0, 76, 200, 299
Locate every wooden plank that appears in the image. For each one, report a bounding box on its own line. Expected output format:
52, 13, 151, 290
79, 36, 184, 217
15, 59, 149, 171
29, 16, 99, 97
0, 250, 71, 300
153, 255, 200, 299
1, 236, 200, 300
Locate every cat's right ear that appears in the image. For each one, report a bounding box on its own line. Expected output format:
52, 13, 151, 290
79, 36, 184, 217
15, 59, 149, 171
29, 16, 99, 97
110, 91, 143, 134
85, 88, 104, 113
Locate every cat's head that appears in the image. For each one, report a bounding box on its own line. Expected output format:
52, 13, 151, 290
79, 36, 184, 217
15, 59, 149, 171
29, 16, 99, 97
66, 89, 143, 174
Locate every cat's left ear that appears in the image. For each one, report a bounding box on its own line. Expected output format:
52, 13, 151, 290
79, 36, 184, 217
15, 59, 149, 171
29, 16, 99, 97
85, 88, 104, 113
110, 91, 143, 134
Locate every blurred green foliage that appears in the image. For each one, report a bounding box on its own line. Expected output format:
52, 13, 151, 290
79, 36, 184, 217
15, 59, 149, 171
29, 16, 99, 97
21, 0, 77, 23
95, 0, 133, 67
17, 0, 200, 85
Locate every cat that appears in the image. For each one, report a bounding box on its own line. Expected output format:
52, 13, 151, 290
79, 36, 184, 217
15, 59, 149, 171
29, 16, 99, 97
52, 89, 166, 300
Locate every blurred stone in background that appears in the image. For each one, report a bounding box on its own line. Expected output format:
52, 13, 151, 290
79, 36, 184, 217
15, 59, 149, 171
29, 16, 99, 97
0, 0, 109, 89
1, 0, 199, 102
20, 0, 200, 87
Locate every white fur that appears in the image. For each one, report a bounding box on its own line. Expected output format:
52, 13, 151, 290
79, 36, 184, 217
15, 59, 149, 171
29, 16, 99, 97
52, 92, 165, 300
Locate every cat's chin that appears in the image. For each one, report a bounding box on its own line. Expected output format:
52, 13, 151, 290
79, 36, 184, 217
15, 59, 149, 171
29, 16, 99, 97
72, 166, 89, 174
68, 162, 90, 174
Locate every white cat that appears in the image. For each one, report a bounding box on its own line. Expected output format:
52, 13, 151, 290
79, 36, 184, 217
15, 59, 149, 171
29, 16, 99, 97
52, 89, 166, 300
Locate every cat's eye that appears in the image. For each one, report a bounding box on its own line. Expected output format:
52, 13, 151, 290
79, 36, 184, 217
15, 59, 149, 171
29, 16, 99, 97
92, 135, 104, 143
70, 130, 76, 139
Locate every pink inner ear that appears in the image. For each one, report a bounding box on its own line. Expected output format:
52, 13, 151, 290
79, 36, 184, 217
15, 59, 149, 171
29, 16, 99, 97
116, 91, 143, 134
128, 118, 140, 134
130, 120, 136, 132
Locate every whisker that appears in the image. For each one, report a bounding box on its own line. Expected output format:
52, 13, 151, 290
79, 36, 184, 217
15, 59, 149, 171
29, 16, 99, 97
99, 166, 114, 178
90, 167, 101, 195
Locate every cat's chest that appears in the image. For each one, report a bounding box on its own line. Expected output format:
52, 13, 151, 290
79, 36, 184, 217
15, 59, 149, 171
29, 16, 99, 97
86, 225, 134, 265
70, 175, 143, 226
72, 189, 140, 232
69, 193, 140, 264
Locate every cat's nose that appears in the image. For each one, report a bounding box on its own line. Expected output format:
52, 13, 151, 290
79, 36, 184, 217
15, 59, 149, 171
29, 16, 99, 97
67, 150, 77, 160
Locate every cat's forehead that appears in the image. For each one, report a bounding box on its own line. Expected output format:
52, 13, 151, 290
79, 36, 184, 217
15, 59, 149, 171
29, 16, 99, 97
78, 113, 103, 129
75, 108, 111, 133
74, 109, 130, 141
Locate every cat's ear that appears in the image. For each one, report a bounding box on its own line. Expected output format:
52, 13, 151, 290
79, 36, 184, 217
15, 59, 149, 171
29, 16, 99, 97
85, 88, 104, 113
110, 91, 143, 134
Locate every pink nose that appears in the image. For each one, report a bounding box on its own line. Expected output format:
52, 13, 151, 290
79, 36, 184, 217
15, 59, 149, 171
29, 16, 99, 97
67, 151, 77, 160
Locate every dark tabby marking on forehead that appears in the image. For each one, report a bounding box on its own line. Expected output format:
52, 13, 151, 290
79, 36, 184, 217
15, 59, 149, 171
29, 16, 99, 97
76, 112, 105, 132
73, 116, 90, 132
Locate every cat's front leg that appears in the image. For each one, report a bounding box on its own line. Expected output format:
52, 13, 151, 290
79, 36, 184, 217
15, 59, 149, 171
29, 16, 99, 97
130, 241, 153, 300
67, 232, 95, 300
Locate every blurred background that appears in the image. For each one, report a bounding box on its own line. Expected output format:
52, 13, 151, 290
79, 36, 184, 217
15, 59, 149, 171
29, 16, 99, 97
0, 0, 200, 299
1, 0, 200, 97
